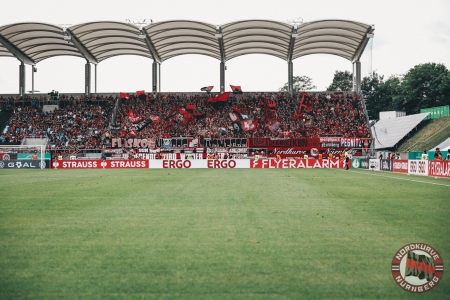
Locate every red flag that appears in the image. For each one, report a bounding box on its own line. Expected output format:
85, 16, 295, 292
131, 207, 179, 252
230, 85, 241, 91
136, 90, 145, 96
120, 92, 130, 99
208, 92, 231, 103
129, 129, 137, 137
131, 117, 143, 124
201, 86, 214, 92
128, 110, 135, 118
149, 114, 160, 122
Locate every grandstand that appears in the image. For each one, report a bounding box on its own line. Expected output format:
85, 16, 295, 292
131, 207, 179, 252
1, 18, 376, 159
0, 91, 370, 159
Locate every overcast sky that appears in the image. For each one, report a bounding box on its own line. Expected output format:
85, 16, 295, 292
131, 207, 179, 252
0, 0, 449, 94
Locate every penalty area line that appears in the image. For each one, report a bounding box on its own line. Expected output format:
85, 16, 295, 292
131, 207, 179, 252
347, 170, 450, 187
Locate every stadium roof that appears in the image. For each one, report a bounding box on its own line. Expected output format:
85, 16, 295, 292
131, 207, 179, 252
371, 113, 430, 149
431, 137, 450, 151
0, 19, 374, 65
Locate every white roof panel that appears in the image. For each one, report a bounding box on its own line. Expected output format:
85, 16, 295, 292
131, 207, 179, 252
0, 19, 374, 64
371, 113, 430, 149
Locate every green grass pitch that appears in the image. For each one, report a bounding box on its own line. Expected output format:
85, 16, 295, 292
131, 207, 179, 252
1, 168, 449, 299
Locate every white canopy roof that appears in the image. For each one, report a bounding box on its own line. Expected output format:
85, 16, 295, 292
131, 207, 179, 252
371, 113, 430, 149
0, 19, 374, 65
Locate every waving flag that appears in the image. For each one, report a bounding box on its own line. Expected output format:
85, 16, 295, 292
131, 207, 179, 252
405, 251, 435, 281
230, 85, 243, 94
120, 92, 130, 99
149, 114, 160, 123
128, 110, 143, 124
136, 90, 146, 100
201, 86, 214, 93
208, 92, 231, 103
229, 112, 256, 132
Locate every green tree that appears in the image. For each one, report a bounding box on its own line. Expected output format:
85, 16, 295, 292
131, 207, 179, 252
361, 72, 385, 120
398, 63, 450, 114
279, 75, 317, 92
326, 70, 353, 91
362, 72, 403, 120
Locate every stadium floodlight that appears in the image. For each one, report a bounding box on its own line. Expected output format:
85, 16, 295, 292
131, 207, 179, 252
138, 30, 146, 39
63, 34, 71, 41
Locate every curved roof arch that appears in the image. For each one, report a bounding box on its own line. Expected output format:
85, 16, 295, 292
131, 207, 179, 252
221, 20, 292, 61
0, 19, 374, 65
144, 20, 220, 62
0, 22, 83, 64
293, 19, 373, 61
68, 21, 153, 62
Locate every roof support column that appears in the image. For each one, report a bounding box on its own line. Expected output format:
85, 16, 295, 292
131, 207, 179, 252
19, 62, 25, 97
352, 60, 361, 93
31, 65, 35, 95
152, 61, 160, 93
288, 60, 293, 96
220, 62, 225, 93
85, 62, 91, 96
94, 64, 97, 94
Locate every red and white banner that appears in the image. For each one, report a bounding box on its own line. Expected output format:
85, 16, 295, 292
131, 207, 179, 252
428, 160, 450, 178
392, 160, 408, 173
408, 160, 429, 176
52, 160, 149, 169
250, 159, 343, 169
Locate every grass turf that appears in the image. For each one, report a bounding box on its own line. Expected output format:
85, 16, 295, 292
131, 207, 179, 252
0, 168, 449, 299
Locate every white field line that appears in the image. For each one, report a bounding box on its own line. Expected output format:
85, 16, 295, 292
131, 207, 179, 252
348, 170, 450, 187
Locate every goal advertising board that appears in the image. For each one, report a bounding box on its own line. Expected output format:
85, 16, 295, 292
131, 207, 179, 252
0, 160, 49, 169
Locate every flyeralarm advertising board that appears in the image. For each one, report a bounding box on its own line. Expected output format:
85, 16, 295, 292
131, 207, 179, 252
428, 160, 450, 178
250, 159, 343, 169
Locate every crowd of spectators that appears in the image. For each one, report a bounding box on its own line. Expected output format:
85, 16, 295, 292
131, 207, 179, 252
0, 97, 114, 149
113, 91, 369, 141
0, 91, 369, 149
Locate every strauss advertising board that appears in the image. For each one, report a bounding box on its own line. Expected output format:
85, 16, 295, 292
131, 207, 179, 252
52, 160, 149, 169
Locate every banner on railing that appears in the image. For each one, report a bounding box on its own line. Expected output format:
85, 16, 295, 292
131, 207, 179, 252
360, 159, 370, 169
250, 159, 343, 169
392, 160, 408, 173
149, 159, 248, 169
380, 159, 393, 171
428, 160, 450, 178
369, 159, 380, 171
0, 160, 49, 169
52, 160, 149, 169
408, 160, 428, 176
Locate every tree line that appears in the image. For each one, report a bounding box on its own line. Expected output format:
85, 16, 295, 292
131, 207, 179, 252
280, 63, 450, 120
